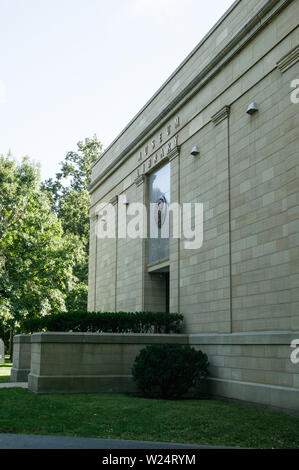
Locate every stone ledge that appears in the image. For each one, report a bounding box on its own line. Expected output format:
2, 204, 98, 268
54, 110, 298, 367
277, 45, 299, 73
30, 332, 189, 345
28, 373, 136, 394
13, 334, 31, 344
189, 331, 299, 345
211, 105, 231, 126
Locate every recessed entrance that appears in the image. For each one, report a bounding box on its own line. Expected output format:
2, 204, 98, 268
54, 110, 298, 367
148, 266, 170, 313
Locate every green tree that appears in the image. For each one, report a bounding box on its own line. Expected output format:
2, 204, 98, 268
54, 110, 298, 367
0, 155, 83, 355
42, 135, 102, 310
0, 136, 102, 354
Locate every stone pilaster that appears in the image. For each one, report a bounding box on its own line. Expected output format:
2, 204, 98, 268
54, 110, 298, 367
211, 105, 232, 333
168, 146, 181, 314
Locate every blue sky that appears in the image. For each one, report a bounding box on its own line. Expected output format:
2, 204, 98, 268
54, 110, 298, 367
0, 0, 234, 180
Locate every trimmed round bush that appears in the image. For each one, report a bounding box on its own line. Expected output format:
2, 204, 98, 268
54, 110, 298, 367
132, 344, 209, 399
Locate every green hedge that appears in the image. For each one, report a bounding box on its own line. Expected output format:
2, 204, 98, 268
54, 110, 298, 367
21, 311, 184, 334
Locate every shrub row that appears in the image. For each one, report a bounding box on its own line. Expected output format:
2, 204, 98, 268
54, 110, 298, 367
21, 311, 184, 334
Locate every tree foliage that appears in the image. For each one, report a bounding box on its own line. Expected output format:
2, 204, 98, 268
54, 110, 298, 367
42, 135, 102, 304
0, 135, 102, 349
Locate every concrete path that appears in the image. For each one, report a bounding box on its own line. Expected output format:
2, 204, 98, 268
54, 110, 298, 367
0, 433, 224, 449
0, 382, 28, 389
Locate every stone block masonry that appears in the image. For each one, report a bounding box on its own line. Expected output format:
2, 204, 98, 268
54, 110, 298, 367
27, 332, 189, 394
84, 0, 299, 412
10, 335, 31, 382
10, 331, 298, 413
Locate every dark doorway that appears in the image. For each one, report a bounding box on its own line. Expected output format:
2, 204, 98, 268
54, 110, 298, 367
165, 272, 170, 313
147, 267, 170, 313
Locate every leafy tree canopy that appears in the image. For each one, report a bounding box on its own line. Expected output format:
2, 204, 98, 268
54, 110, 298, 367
0, 135, 103, 350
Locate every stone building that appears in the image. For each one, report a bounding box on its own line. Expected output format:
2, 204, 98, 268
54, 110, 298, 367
88, 0, 299, 411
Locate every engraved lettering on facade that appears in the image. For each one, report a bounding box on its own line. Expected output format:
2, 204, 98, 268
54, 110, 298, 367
136, 116, 180, 164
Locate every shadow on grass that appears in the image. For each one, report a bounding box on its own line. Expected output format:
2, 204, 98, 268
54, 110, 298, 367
125, 391, 212, 401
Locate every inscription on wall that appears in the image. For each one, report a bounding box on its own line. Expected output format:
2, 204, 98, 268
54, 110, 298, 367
136, 116, 180, 177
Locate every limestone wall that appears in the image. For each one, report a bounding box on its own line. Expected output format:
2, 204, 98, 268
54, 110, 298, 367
87, 0, 299, 335
10, 334, 31, 382
16, 331, 299, 413
27, 332, 189, 394
190, 331, 299, 412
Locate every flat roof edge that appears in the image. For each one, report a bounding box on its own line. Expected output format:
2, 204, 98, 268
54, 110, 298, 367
91, 0, 242, 170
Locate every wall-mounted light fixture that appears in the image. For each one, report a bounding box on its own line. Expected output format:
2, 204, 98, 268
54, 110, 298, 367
122, 196, 129, 205
191, 146, 200, 156
101, 216, 106, 222
246, 102, 259, 115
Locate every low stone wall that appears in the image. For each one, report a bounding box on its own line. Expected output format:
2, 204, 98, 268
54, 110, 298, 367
0, 338, 4, 363
28, 332, 189, 394
10, 334, 31, 382
12, 330, 299, 413
190, 332, 299, 413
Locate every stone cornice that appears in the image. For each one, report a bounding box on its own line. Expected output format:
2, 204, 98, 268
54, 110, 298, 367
109, 195, 118, 206
166, 145, 181, 162
277, 45, 299, 73
30, 332, 189, 344
211, 105, 231, 126
134, 174, 146, 187
89, 0, 294, 195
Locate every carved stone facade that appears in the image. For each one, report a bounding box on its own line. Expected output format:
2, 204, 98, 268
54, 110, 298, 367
88, 0, 299, 411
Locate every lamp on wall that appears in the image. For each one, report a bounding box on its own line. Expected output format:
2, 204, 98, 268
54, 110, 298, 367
191, 146, 200, 156
246, 102, 259, 115
101, 216, 106, 222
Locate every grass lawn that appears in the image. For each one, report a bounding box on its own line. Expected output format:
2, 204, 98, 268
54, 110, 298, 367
0, 388, 298, 448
